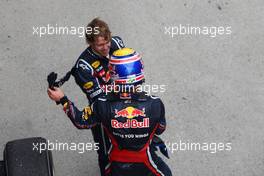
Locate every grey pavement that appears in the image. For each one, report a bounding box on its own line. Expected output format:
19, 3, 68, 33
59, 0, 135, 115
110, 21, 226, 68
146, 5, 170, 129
0, 0, 264, 175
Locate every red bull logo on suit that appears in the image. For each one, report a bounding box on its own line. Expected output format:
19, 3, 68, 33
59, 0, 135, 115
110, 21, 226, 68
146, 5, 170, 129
112, 107, 149, 128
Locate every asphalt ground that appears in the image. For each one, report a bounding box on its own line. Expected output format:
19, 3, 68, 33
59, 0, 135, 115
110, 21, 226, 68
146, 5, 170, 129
0, 0, 264, 175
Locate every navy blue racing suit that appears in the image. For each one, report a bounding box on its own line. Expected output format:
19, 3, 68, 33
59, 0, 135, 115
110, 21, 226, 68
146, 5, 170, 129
70, 36, 125, 175
59, 92, 172, 176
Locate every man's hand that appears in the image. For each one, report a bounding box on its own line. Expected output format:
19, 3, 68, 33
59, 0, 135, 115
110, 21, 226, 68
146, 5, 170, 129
47, 72, 59, 89
47, 87, 65, 102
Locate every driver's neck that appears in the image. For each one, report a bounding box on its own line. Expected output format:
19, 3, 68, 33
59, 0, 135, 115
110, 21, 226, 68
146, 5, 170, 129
91, 48, 102, 57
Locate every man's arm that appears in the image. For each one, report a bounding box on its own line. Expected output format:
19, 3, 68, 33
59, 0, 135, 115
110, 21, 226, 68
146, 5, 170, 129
47, 88, 98, 129
152, 98, 166, 135
151, 98, 169, 158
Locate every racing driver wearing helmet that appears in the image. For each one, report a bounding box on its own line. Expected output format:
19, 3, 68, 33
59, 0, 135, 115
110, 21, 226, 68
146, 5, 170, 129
47, 48, 172, 176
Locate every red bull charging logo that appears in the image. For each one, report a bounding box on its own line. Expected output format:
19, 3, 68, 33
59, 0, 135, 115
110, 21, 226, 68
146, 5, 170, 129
112, 107, 149, 128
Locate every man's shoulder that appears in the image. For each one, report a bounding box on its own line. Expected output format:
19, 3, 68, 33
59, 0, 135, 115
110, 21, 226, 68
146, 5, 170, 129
138, 94, 164, 110
134, 92, 161, 101
111, 36, 125, 51
75, 47, 99, 68
77, 47, 96, 61
145, 94, 163, 104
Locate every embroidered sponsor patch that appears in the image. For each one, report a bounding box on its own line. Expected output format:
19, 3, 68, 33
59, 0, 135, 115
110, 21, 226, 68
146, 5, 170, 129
82, 106, 92, 120
96, 65, 103, 72
83, 81, 93, 89
111, 107, 149, 128
91, 61, 100, 68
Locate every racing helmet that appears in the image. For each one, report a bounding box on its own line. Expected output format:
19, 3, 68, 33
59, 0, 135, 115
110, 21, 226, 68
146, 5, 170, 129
109, 48, 144, 85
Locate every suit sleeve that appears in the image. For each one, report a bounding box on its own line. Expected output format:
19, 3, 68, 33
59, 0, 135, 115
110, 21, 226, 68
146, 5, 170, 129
59, 96, 99, 129
111, 36, 125, 52
153, 99, 166, 135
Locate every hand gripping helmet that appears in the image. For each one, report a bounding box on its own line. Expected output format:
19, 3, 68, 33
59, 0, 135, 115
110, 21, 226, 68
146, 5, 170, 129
109, 48, 145, 85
